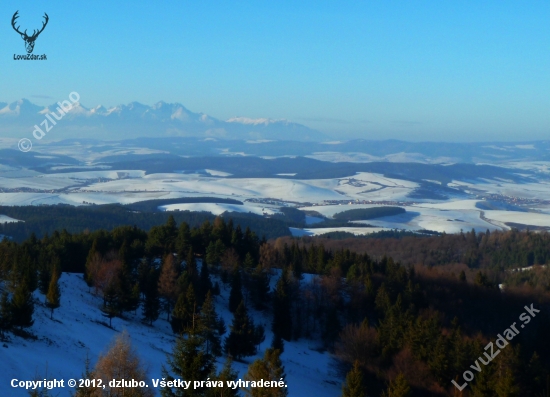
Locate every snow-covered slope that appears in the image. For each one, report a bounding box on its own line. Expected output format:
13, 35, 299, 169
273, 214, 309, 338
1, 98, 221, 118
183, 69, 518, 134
0, 273, 341, 396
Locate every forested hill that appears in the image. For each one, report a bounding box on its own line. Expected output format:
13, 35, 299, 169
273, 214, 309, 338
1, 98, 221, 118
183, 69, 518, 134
276, 229, 550, 272
0, 203, 292, 242
1, 216, 549, 396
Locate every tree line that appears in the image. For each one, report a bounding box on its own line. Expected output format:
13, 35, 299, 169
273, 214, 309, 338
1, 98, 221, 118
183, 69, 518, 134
2, 217, 550, 396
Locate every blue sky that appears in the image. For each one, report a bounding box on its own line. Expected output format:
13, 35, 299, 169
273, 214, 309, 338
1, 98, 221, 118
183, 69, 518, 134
1, 1, 549, 141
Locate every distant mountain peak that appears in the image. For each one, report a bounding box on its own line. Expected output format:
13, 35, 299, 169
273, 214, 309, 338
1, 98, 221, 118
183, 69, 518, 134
0, 99, 325, 141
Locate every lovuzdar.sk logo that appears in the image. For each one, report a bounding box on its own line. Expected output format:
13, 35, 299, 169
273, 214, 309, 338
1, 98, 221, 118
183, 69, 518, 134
11, 10, 49, 60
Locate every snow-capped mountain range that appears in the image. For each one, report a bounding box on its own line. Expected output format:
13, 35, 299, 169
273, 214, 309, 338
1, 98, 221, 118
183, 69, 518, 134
0, 99, 324, 141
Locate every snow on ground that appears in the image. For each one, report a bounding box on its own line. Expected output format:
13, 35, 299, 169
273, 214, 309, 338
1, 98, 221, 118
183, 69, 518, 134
0, 176, 79, 191
0, 171, 146, 192
358, 206, 498, 233
0, 193, 71, 206
204, 169, 232, 177
5, 166, 550, 234
40, 170, 146, 180
0, 273, 341, 397
481, 211, 550, 227
351, 173, 419, 189
414, 199, 480, 210
0, 215, 21, 223
290, 227, 388, 237
449, 179, 550, 200
81, 174, 345, 204
297, 201, 502, 234
299, 204, 394, 218
0, 170, 413, 206
50, 165, 112, 171
305, 216, 324, 225
159, 203, 281, 216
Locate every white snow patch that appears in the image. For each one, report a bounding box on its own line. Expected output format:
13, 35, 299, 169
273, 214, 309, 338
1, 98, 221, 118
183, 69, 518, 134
159, 203, 281, 216
204, 169, 232, 177
0, 272, 341, 397
0, 214, 21, 223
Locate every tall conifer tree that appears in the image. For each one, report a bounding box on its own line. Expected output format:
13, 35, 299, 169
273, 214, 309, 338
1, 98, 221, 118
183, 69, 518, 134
243, 348, 288, 397
228, 272, 243, 313
11, 278, 34, 329
161, 329, 214, 397
224, 301, 257, 360
342, 361, 366, 397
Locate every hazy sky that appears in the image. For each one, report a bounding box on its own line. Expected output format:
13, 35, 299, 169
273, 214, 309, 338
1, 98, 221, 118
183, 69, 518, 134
1, 1, 549, 141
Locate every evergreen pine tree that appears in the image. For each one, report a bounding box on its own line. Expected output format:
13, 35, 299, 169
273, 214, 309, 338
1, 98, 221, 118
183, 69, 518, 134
186, 248, 198, 286
342, 361, 366, 397
142, 268, 160, 326
198, 290, 223, 357
84, 239, 100, 287
382, 373, 411, 397
228, 272, 243, 313
205, 359, 239, 397
72, 353, 95, 397
37, 254, 52, 296
11, 278, 34, 329
428, 334, 451, 385
250, 264, 270, 310
198, 260, 212, 305
0, 291, 12, 338
205, 239, 225, 268
175, 222, 191, 260
128, 282, 141, 313
224, 300, 257, 360
271, 332, 284, 353
243, 252, 255, 269
323, 306, 341, 347
528, 352, 545, 394
171, 292, 186, 334
494, 345, 520, 397
470, 365, 495, 397
45, 266, 61, 320
161, 329, 215, 397
272, 273, 292, 341
243, 348, 288, 397
171, 285, 197, 334
101, 281, 120, 328
117, 243, 136, 313
375, 283, 391, 314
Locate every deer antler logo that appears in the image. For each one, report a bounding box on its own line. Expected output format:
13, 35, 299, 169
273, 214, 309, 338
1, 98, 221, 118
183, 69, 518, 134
11, 11, 49, 54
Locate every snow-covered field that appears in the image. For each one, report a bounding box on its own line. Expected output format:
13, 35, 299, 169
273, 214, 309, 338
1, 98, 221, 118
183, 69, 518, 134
0, 273, 341, 397
159, 203, 281, 216
0, 170, 420, 207
481, 210, 550, 227
3, 165, 550, 234
299, 204, 393, 218
290, 227, 388, 237
296, 200, 530, 234
81, 174, 346, 203
0, 215, 21, 224
373, 207, 494, 233
449, 180, 550, 200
